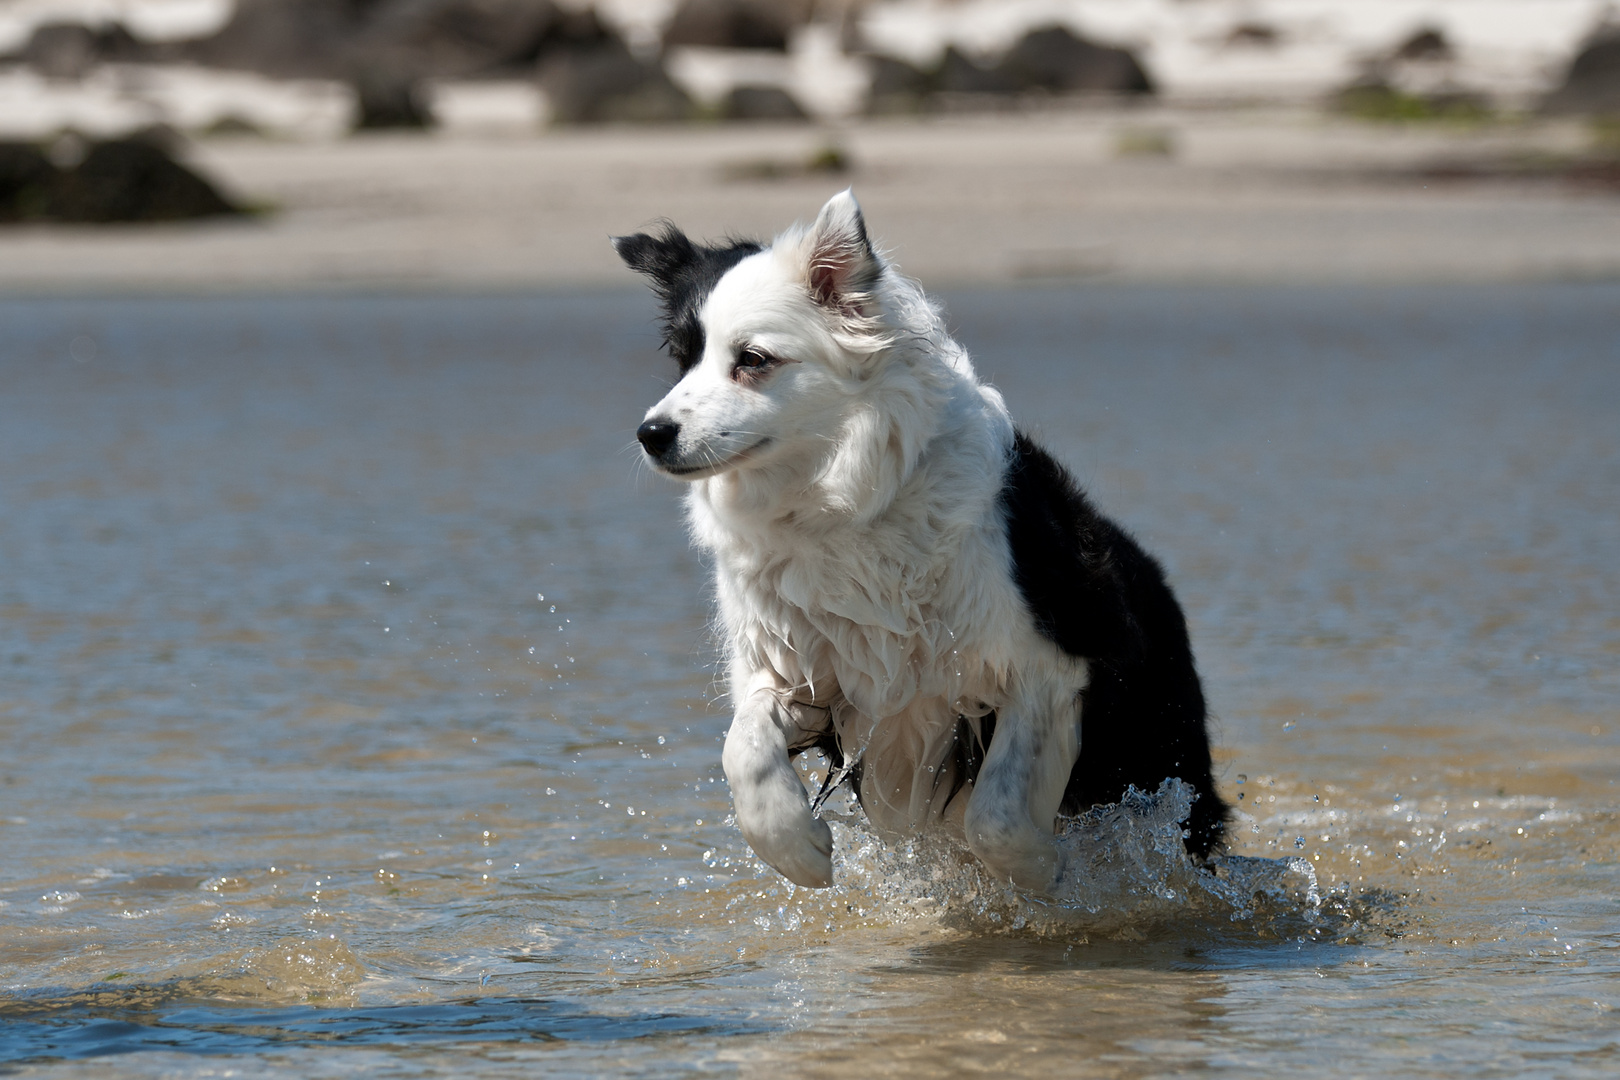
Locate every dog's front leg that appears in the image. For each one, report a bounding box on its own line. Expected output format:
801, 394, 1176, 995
962, 676, 1082, 894
721, 687, 834, 888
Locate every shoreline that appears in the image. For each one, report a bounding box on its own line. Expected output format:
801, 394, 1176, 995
5, 109, 1619, 294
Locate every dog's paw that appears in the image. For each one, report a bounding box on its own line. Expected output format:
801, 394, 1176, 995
974, 844, 1065, 895
729, 768, 835, 888
964, 810, 1067, 895
753, 812, 834, 889
721, 695, 836, 887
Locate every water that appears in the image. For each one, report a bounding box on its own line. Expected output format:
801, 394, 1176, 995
1, 285, 1616, 1076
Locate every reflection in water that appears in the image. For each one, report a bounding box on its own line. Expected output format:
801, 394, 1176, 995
0, 287, 1617, 1077
1, 992, 755, 1059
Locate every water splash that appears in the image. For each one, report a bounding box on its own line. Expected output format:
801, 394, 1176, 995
719, 780, 1401, 943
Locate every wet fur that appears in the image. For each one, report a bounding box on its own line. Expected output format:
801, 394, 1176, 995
616, 192, 1227, 893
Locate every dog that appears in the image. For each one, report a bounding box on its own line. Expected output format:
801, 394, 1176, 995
615, 191, 1227, 894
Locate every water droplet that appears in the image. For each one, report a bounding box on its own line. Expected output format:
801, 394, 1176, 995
1294, 837, 1306, 848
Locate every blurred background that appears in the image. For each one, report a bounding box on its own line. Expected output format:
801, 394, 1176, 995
4, 5, 1620, 1074
2, 0, 1619, 288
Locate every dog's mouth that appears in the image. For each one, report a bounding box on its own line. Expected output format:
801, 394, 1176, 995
658, 437, 773, 479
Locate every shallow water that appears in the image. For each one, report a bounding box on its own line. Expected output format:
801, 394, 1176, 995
1, 285, 1617, 1077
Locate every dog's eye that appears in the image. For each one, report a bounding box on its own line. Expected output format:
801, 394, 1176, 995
734, 347, 777, 375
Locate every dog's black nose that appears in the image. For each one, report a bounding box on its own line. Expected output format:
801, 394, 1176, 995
637, 418, 680, 457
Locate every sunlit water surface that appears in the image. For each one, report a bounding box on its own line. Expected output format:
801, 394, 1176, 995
1, 285, 1617, 1077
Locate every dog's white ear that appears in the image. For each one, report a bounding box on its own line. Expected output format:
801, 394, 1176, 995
806, 189, 879, 312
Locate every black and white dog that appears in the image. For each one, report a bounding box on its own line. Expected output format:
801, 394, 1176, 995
616, 192, 1227, 894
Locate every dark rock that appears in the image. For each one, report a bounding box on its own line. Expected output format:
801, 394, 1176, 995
355, 0, 568, 77
1393, 27, 1452, 61
722, 84, 806, 120
0, 143, 56, 221
662, 0, 811, 52
935, 46, 1021, 94
188, 0, 587, 80
538, 40, 694, 123
994, 25, 1153, 95
1543, 31, 1620, 115
0, 136, 243, 224
1225, 23, 1280, 48
864, 54, 931, 113
524, 5, 618, 67
187, 0, 371, 78
867, 54, 931, 96
21, 21, 147, 79
50, 138, 243, 222
353, 66, 433, 128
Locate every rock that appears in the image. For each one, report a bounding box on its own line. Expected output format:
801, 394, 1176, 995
524, 6, 618, 68
865, 24, 1153, 111
1393, 27, 1452, 62
538, 41, 694, 123
20, 21, 147, 79
867, 55, 930, 97
994, 25, 1153, 95
662, 0, 812, 52
355, 0, 567, 77
188, 0, 357, 77
0, 143, 55, 221
0, 136, 243, 224
187, 0, 366, 77
186, 0, 655, 126
1225, 23, 1280, 48
353, 66, 433, 128
935, 46, 1021, 95
722, 84, 807, 120
1543, 31, 1620, 115
189, 0, 585, 80
50, 138, 243, 222
864, 54, 932, 113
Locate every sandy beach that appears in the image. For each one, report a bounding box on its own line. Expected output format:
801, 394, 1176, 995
6, 108, 1620, 292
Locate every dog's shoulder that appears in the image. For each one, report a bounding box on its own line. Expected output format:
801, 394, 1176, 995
998, 430, 1181, 664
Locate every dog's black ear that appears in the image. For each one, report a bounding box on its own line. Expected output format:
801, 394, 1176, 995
612, 224, 697, 289
806, 189, 880, 313
613, 225, 765, 371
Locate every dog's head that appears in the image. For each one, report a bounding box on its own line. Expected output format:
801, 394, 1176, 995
614, 190, 894, 490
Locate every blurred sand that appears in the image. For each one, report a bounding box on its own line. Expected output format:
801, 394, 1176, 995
5, 109, 1620, 292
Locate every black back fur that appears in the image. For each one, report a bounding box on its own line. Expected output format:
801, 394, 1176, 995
999, 432, 1229, 858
